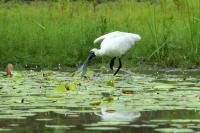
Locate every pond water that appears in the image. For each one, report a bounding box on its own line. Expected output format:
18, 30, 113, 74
0, 68, 200, 133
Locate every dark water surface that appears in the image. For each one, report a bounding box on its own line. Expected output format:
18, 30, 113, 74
1, 109, 200, 133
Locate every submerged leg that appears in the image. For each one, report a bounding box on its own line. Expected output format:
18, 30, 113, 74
110, 57, 116, 70
113, 58, 122, 76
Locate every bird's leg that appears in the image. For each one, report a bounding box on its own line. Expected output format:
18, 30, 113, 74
113, 58, 122, 76
110, 57, 116, 70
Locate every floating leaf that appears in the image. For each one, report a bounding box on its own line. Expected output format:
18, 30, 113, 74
89, 101, 101, 106
87, 70, 95, 76
36, 118, 52, 121
85, 127, 120, 131
154, 128, 193, 133
106, 80, 114, 87
122, 89, 134, 94
0, 128, 12, 131
105, 109, 116, 113
71, 71, 80, 77
65, 82, 77, 90
154, 84, 176, 90
45, 125, 75, 129
55, 84, 66, 92
103, 97, 114, 103
43, 70, 54, 77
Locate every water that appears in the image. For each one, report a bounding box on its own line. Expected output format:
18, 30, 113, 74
0, 109, 200, 132
0, 68, 200, 132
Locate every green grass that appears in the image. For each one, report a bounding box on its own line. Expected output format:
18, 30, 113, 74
0, 0, 200, 68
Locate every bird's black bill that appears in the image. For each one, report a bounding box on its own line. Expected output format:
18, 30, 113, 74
87, 52, 95, 61
78, 52, 95, 77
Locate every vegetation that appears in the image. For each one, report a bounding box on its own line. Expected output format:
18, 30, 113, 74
0, 68, 200, 132
0, 0, 199, 68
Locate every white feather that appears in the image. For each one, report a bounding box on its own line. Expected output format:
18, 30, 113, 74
92, 31, 141, 57
93, 31, 124, 44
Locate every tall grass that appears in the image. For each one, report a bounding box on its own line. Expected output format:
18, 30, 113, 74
0, 0, 199, 68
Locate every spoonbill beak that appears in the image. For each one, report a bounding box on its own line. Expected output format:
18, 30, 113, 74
78, 51, 95, 76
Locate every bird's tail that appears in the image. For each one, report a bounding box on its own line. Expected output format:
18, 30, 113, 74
135, 34, 141, 42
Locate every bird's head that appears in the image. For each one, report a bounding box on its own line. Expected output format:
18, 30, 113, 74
90, 48, 101, 56
88, 49, 96, 61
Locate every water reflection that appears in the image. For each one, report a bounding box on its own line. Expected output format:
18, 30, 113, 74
95, 107, 141, 122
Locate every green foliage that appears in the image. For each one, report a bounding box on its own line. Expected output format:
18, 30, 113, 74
0, 0, 199, 68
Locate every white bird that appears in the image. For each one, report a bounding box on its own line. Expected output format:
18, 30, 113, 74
79, 31, 141, 76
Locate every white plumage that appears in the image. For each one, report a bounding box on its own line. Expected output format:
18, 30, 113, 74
92, 31, 141, 57
79, 31, 141, 76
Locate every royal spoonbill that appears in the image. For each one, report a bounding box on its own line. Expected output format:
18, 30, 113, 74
79, 31, 141, 76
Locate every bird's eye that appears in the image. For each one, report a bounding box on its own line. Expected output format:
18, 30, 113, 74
90, 51, 94, 54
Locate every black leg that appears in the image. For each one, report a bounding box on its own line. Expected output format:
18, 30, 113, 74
110, 57, 116, 70
114, 58, 122, 76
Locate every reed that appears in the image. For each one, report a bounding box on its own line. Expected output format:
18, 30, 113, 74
0, 0, 199, 68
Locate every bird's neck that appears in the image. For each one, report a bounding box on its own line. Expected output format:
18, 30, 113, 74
96, 49, 104, 56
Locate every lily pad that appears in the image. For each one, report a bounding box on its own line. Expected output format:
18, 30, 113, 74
45, 125, 75, 129
154, 128, 194, 133
0, 128, 12, 131
85, 127, 120, 130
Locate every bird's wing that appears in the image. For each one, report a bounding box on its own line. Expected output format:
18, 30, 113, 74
93, 31, 124, 44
